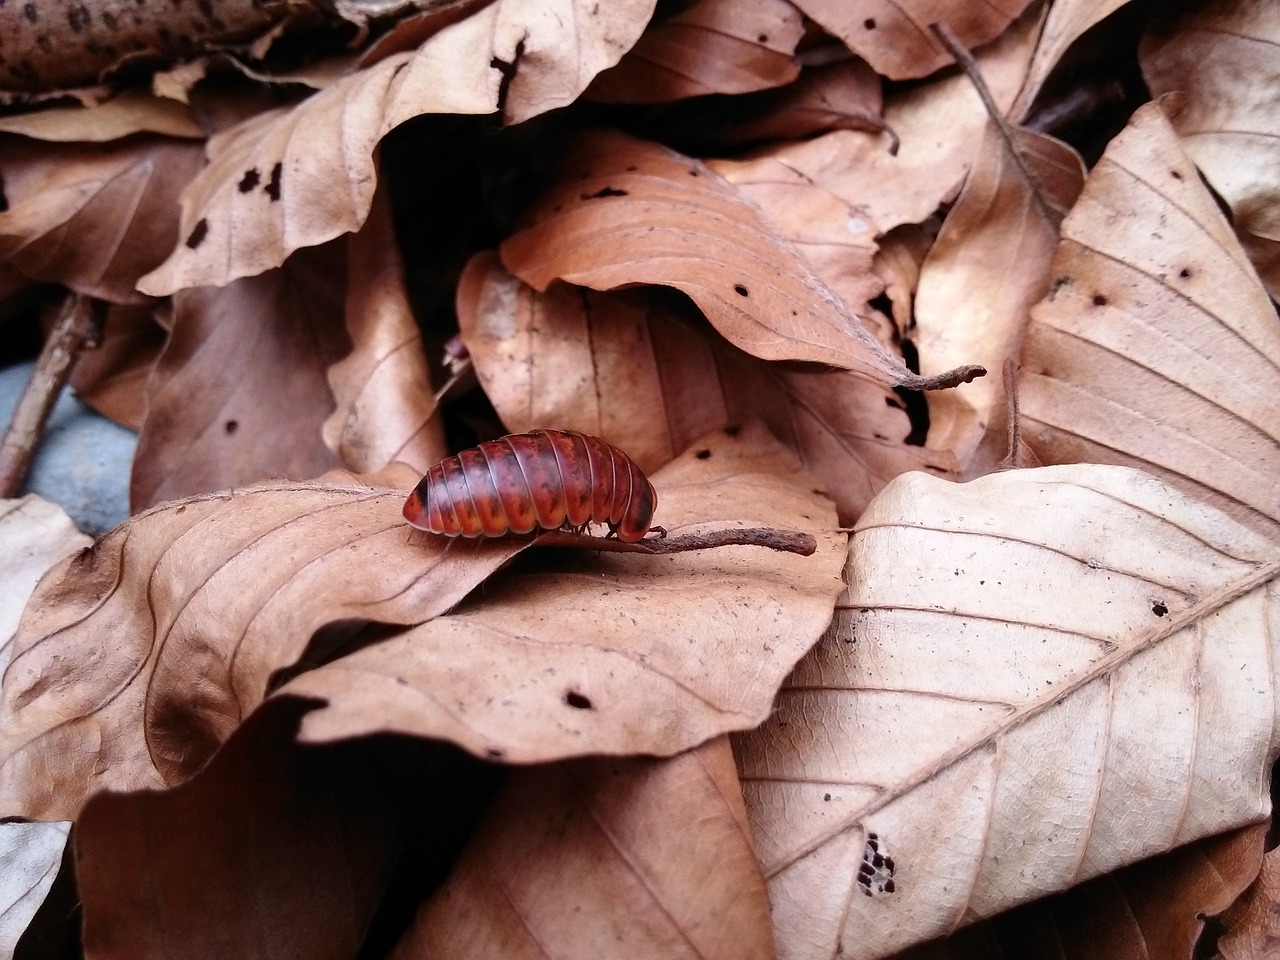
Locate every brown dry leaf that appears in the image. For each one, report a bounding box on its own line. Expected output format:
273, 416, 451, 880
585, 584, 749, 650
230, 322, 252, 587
871, 221, 936, 339
735, 464, 1280, 960
0, 90, 205, 141
130, 241, 350, 510
397, 737, 775, 960
76, 697, 495, 960
0, 0, 285, 96
0, 496, 89, 957
500, 130, 976, 389
323, 187, 444, 476
1216, 832, 1280, 959
893, 823, 1267, 959
914, 124, 1085, 475
0, 134, 204, 304
0, 477, 525, 822
1013, 0, 1133, 119
713, 4, 1042, 244
458, 252, 953, 523
67, 302, 166, 431
138, 0, 656, 295
586, 0, 803, 103
285, 423, 846, 762
1141, 0, 1280, 301
1020, 100, 1280, 539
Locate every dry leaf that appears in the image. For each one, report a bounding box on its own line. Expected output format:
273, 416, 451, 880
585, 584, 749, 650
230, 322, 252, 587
75, 697, 494, 960
1215, 832, 1280, 959
735, 464, 1280, 960
323, 187, 445, 476
1014, 0, 1133, 119
793, 0, 1035, 80
0, 496, 89, 958
131, 241, 350, 510
587, 0, 803, 103
500, 130, 975, 389
138, 0, 656, 295
1020, 100, 1280, 539
894, 823, 1267, 959
284, 424, 845, 762
914, 124, 1085, 474
67, 302, 166, 431
0, 90, 205, 141
458, 252, 953, 523
0, 478, 525, 821
0, 134, 204, 304
1141, 0, 1280, 301
396, 737, 775, 960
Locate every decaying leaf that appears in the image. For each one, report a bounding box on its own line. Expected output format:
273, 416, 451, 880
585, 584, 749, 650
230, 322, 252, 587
586, 0, 803, 103
0, 478, 526, 821
914, 123, 1085, 474
458, 252, 954, 523
1141, 0, 1280, 301
284, 424, 845, 762
1215, 831, 1280, 959
130, 240, 351, 510
0, 134, 204, 304
138, 0, 656, 295
501, 130, 978, 389
396, 737, 774, 960
735, 464, 1280, 960
1021, 100, 1280, 539
67, 302, 166, 431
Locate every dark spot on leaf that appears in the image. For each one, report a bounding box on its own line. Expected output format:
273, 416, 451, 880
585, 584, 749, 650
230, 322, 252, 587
102, 10, 116, 29
1171, 169, 1183, 180
238, 168, 260, 192
884, 879, 895, 893
823, 793, 831, 801
758, 33, 768, 43
724, 424, 741, 437
22, 3, 37, 22
36, 35, 52, 52
1152, 600, 1168, 617
583, 186, 627, 199
224, 419, 238, 435
734, 284, 749, 297
185, 218, 209, 249
1092, 294, 1107, 306
564, 690, 593, 709
864, 17, 876, 28
688, 168, 700, 176
1179, 267, 1191, 279
67, 4, 90, 31
884, 395, 904, 409
264, 162, 282, 201
696, 449, 712, 459
486, 747, 504, 759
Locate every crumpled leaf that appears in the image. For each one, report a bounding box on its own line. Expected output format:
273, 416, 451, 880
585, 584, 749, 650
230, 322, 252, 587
587, 0, 803, 103
131, 240, 351, 510
793, 0, 1036, 81
323, 187, 445, 476
0, 496, 90, 958
67, 302, 166, 431
0, 134, 204, 304
458, 252, 953, 523
735, 464, 1280, 960
500, 129, 977, 389
914, 124, 1085, 475
1020, 99, 1280, 538
138, 0, 656, 295
0, 90, 205, 141
1141, 0, 1280, 301
396, 737, 775, 960
75, 697, 494, 960
0, 478, 525, 822
1215, 829, 1280, 959
284, 424, 845, 763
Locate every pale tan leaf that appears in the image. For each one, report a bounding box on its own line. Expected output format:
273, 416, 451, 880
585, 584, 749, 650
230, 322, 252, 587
0, 479, 525, 822
323, 188, 445, 476
0, 134, 203, 304
713, 5, 1042, 242
793, 0, 1035, 80
1013, 0, 1133, 119
915, 124, 1084, 475
396, 737, 775, 960
500, 130, 976, 389
137, 0, 655, 295
1020, 100, 1280, 539
587, 0, 803, 103
286, 424, 845, 762
0, 496, 88, 956
458, 252, 953, 523
1141, 0, 1280, 301
131, 241, 350, 511
0, 90, 205, 141
735, 464, 1280, 960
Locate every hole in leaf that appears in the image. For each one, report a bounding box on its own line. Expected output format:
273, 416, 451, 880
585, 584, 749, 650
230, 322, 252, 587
1151, 600, 1168, 617
185, 218, 209, 249
1092, 294, 1108, 306
733, 284, 749, 296
564, 690, 593, 710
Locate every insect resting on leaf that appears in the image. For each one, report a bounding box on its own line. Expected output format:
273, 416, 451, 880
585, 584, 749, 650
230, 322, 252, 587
403, 429, 663, 542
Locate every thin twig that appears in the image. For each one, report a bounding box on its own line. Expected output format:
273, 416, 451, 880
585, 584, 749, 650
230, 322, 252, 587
930, 21, 1055, 224
532, 526, 819, 557
0, 293, 104, 497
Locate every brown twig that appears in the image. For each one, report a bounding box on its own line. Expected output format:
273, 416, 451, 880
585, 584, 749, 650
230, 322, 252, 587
533, 526, 819, 557
0, 293, 104, 498
930, 21, 1055, 224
